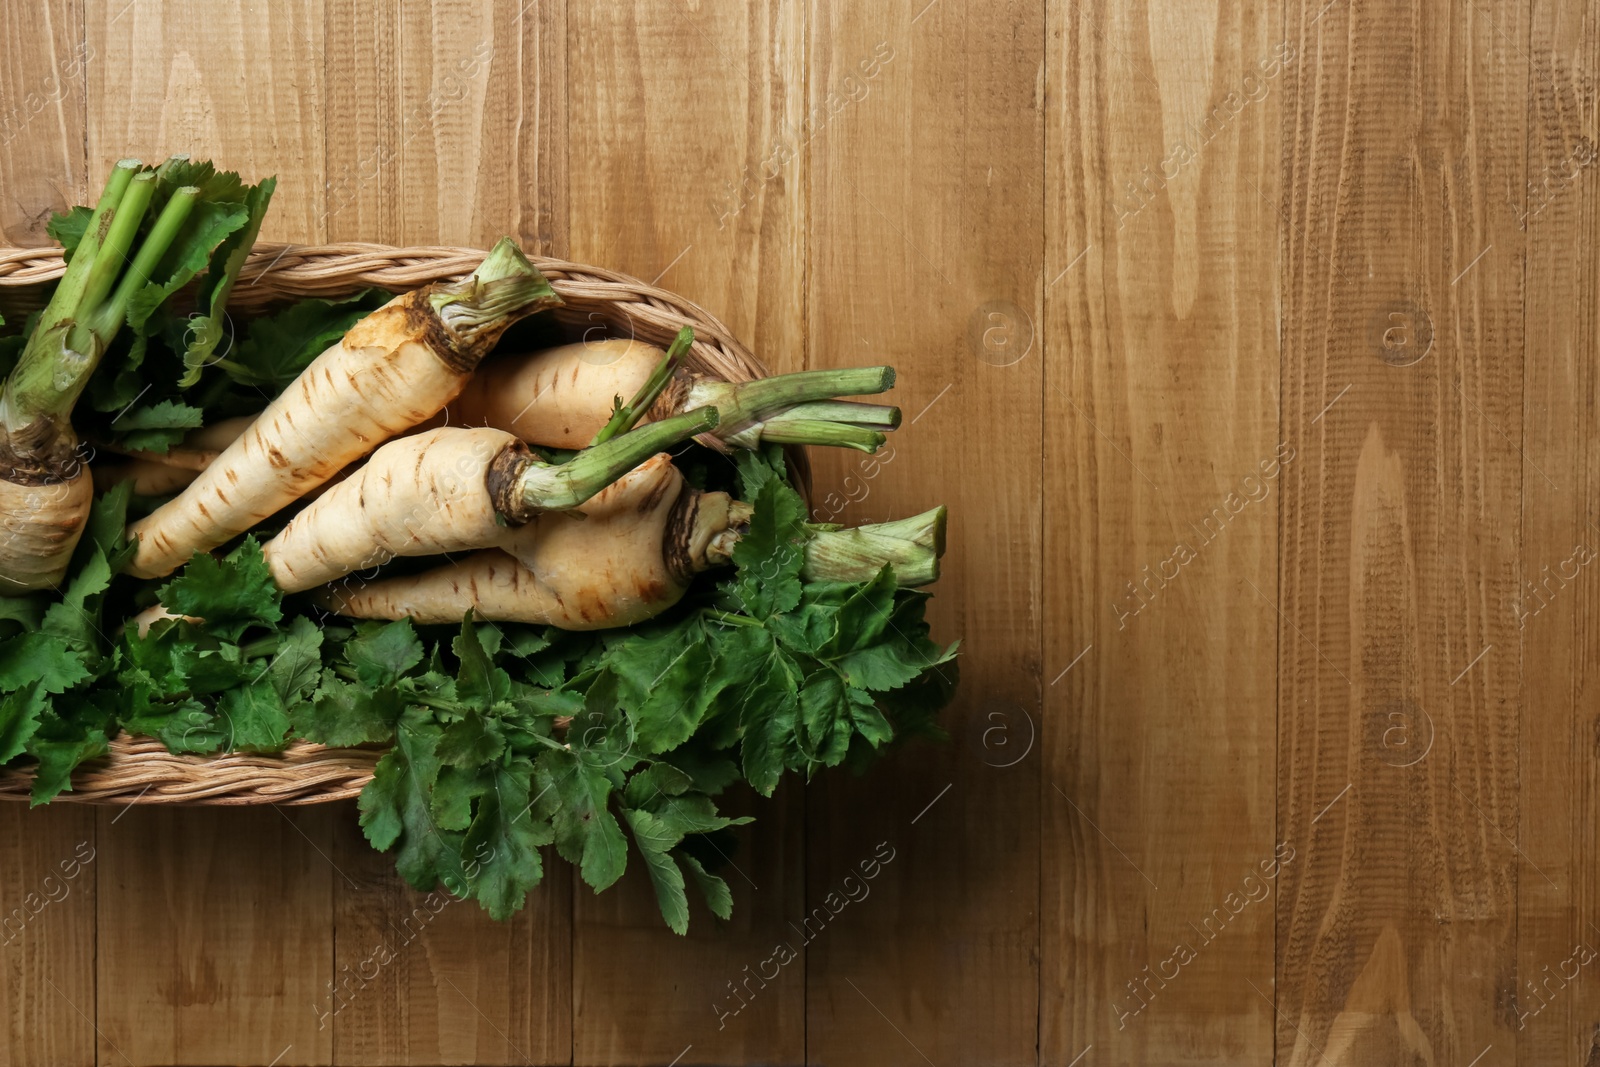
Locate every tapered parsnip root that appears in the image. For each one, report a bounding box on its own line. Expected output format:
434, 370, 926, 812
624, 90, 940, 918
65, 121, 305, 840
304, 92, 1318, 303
126, 238, 561, 580
449, 338, 902, 453
318, 458, 947, 629
0, 467, 94, 592
263, 427, 522, 592
318, 454, 725, 627
262, 409, 720, 593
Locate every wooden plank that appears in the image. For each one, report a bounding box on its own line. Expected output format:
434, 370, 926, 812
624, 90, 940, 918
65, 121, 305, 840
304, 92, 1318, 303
326, 805, 569, 1067
1275, 0, 1527, 1062
82, 4, 334, 1064
322, 4, 573, 1065
94, 807, 334, 1066
84, 0, 327, 242
1042, 0, 1282, 1061
322, 0, 566, 252
805, 2, 1041, 1064
564, 2, 808, 1063
0, 806, 97, 1067
0, 0, 89, 245
1518, 2, 1600, 1064
0, 3, 93, 1065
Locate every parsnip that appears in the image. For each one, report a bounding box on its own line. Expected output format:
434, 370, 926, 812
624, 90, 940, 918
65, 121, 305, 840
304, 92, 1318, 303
126, 239, 561, 579
318, 457, 945, 629
261, 410, 719, 593
449, 338, 902, 453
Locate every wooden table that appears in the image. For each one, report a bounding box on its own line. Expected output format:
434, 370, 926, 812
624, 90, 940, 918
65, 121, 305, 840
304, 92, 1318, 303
0, 1, 1592, 1064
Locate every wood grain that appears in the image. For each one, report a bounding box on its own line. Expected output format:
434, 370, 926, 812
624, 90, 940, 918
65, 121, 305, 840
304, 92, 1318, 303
0, 0, 88, 245
564, 2, 808, 1063
1043, 0, 1283, 1062
84, 0, 327, 242
805, 1, 1042, 1064
327, 804, 569, 1067
0, 4, 92, 1065
321, 0, 566, 253
1519, 0, 1600, 1063
95, 807, 333, 1066
0, 806, 96, 1067
4, 0, 1600, 1062
1275, 0, 1527, 1063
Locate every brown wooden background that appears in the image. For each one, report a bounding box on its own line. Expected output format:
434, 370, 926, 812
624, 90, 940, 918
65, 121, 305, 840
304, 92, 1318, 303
0, 0, 1595, 1064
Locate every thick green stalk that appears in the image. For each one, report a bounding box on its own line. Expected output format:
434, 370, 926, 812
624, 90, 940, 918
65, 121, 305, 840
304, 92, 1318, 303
38, 159, 141, 338
69, 171, 158, 339
591, 326, 693, 446
771, 399, 902, 429
683, 366, 896, 450
70, 181, 193, 355
799, 506, 947, 587
756, 419, 886, 452
512, 407, 720, 518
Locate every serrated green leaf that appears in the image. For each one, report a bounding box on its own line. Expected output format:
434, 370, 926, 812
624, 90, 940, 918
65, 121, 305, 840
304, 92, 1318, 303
0, 634, 91, 694
738, 648, 801, 795
605, 621, 718, 754
455, 616, 512, 710
533, 746, 628, 892
221, 289, 386, 390
436, 710, 506, 768
48, 204, 92, 255
0, 683, 47, 764
461, 757, 552, 919
293, 672, 400, 746
159, 536, 281, 641
680, 852, 733, 921
266, 616, 323, 703
358, 708, 461, 889
218, 677, 291, 752
730, 475, 806, 618
624, 808, 690, 934
343, 619, 424, 689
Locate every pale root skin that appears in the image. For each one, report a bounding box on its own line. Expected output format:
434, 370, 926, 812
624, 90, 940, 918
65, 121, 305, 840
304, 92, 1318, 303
448, 338, 661, 448
93, 458, 198, 497
318, 453, 724, 629
127, 297, 475, 579
262, 427, 517, 593
0, 467, 94, 592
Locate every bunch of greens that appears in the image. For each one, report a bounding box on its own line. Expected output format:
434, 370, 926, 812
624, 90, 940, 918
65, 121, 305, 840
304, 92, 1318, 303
0, 431, 956, 930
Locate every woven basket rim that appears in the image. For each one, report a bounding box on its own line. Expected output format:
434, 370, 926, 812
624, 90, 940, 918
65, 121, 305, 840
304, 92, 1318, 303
0, 241, 809, 806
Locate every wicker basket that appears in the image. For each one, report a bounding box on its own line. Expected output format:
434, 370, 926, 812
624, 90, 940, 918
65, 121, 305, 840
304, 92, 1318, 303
0, 242, 807, 806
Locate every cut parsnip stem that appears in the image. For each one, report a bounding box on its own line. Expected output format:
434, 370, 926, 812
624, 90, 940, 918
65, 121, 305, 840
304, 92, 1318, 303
801, 507, 947, 586
126, 238, 561, 579
261, 409, 718, 593
447, 338, 901, 452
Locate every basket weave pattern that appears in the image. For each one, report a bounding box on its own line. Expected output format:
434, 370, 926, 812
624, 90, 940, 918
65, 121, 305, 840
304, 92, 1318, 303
0, 243, 791, 805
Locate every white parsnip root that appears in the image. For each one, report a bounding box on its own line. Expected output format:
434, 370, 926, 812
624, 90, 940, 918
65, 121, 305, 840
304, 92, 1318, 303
318, 455, 946, 629
319, 454, 721, 628
261, 409, 721, 594
125, 238, 561, 579
0, 468, 95, 593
